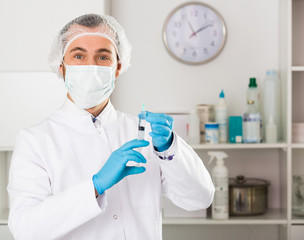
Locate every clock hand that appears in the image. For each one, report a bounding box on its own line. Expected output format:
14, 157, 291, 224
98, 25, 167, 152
188, 21, 196, 37
189, 23, 213, 38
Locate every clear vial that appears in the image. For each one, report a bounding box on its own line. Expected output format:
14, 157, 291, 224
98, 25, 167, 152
138, 105, 146, 140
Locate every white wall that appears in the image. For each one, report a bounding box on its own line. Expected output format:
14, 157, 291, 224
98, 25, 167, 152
0, 0, 111, 147
110, 0, 279, 116
0, 0, 109, 72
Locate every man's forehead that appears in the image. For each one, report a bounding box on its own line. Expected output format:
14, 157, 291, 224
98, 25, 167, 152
67, 36, 115, 53
64, 27, 116, 53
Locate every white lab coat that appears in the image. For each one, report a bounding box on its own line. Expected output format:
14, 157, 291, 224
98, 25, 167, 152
7, 98, 214, 240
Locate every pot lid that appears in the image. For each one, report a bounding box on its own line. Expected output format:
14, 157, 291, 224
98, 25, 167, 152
229, 175, 270, 187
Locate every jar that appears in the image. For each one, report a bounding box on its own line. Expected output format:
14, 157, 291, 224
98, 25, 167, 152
292, 175, 304, 216
205, 122, 219, 144
196, 104, 215, 143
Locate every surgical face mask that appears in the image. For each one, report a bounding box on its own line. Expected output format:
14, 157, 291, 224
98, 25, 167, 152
64, 64, 116, 109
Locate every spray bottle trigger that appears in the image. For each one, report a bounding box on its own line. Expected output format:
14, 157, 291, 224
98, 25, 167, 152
208, 151, 215, 165
208, 155, 214, 165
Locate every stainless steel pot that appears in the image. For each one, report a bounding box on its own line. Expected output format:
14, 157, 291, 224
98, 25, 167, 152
229, 175, 270, 216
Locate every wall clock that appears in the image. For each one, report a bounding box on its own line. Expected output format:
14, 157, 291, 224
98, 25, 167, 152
163, 2, 227, 65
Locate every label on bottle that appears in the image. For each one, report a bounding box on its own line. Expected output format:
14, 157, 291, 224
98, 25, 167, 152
243, 113, 261, 143
212, 177, 229, 218
219, 123, 227, 143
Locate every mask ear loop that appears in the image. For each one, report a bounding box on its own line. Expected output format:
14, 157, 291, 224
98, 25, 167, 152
62, 60, 67, 67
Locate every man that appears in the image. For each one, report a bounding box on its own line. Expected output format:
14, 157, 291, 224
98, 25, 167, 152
7, 14, 214, 240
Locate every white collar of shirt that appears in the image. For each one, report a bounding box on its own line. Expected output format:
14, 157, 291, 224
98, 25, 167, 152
59, 97, 116, 129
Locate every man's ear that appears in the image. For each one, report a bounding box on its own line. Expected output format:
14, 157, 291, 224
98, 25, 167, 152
59, 63, 65, 79
115, 62, 122, 78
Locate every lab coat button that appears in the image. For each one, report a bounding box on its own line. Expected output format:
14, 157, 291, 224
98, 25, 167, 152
113, 215, 117, 220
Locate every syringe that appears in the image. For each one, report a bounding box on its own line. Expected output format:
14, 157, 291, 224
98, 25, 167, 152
138, 104, 146, 140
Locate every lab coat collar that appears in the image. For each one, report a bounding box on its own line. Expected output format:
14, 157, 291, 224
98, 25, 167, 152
59, 97, 116, 128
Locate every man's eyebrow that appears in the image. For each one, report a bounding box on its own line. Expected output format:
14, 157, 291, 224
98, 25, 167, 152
96, 48, 112, 54
69, 47, 87, 53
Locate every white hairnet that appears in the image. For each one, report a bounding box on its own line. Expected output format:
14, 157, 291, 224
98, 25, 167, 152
48, 14, 132, 77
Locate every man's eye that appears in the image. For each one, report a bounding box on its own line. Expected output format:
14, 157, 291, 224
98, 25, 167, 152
75, 55, 83, 59
98, 56, 110, 60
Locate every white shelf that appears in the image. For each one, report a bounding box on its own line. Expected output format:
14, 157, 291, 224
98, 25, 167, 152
292, 143, 304, 148
292, 66, 304, 72
163, 209, 287, 225
292, 214, 304, 225
0, 209, 9, 224
190, 142, 287, 150
0, 147, 13, 152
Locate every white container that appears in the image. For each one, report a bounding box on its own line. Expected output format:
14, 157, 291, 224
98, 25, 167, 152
188, 110, 200, 144
292, 122, 304, 141
208, 151, 229, 220
293, 122, 304, 128
263, 70, 280, 140
215, 90, 228, 143
205, 122, 219, 144
266, 115, 277, 143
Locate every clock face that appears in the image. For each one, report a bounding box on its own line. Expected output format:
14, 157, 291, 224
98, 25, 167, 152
163, 2, 227, 64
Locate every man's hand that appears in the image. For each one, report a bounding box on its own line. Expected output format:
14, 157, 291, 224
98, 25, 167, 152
93, 139, 149, 195
145, 112, 174, 152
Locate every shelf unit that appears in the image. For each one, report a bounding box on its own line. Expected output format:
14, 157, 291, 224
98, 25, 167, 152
291, 0, 304, 239
190, 142, 288, 150
163, 209, 287, 225
162, 143, 289, 239
162, 1, 304, 239
163, 0, 304, 238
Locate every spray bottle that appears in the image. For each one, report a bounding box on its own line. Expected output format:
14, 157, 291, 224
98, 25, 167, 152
208, 151, 229, 219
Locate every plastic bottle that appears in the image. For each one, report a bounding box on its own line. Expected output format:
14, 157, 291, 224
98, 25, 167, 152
263, 70, 280, 140
188, 109, 200, 144
208, 151, 229, 220
215, 90, 228, 143
247, 77, 260, 112
266, 115, 277, 143
243, 100, 261, 143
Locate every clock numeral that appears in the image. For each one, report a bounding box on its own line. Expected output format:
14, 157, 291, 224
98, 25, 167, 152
192, 51, 198, 58
174, 21, 182, 28
213, 30, 217, 37
204, 12, 208, 19
181, 13, 187, 20
183, 48, 187, 55
204, 48, 208, 55
211, 41, 215, 47
191, 10, 198, 17
175, 42, 180, 48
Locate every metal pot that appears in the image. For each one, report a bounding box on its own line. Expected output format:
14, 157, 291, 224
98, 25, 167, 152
229, 175, 270, 216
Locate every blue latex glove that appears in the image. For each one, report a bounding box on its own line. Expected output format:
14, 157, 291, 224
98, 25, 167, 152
145, 111, 174, 152
92, 139, 149, 195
